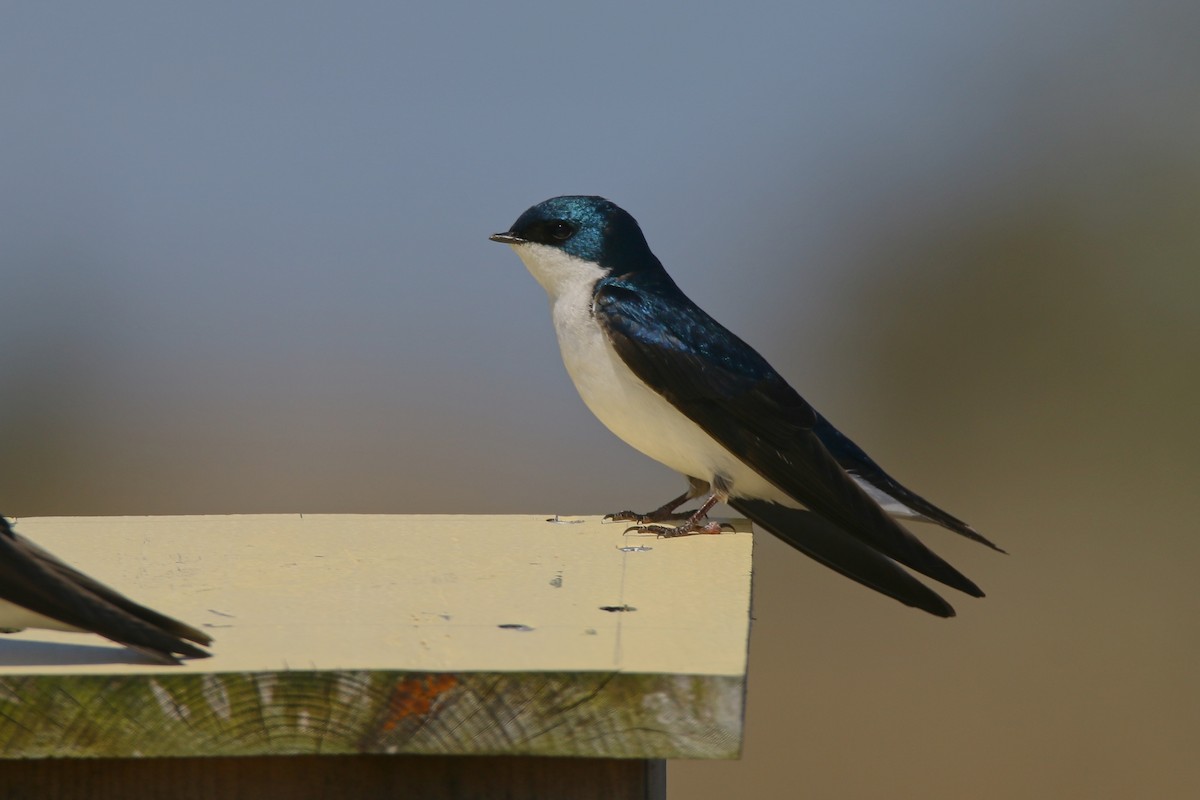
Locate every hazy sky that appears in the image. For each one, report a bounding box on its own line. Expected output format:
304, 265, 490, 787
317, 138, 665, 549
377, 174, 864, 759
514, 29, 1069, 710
6, 0, 1195, 516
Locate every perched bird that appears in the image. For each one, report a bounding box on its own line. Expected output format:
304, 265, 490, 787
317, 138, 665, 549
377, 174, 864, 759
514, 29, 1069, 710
491, 196, 1002, 617
0, 515, 211, 664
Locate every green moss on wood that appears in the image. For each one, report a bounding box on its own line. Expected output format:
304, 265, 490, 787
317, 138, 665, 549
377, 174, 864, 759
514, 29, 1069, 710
0, 671, 743, 760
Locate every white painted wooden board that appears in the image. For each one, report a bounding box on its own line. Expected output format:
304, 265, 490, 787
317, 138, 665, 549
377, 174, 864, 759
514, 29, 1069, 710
0, 515, 753, 760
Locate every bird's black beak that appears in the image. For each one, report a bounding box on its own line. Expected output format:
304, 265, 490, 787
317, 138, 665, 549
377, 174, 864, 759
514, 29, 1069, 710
489, 232, 525, 244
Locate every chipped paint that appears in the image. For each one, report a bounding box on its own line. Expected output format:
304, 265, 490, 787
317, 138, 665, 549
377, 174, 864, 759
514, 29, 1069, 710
201, 674, 231, 721
255, 673, 276, 706
148, 679, 190, 722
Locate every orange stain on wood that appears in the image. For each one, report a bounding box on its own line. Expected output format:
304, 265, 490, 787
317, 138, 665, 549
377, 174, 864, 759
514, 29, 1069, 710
381, 674, 459, 732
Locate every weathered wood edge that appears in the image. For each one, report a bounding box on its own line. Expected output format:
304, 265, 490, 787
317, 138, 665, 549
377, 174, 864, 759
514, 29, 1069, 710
0, 669, 745, 761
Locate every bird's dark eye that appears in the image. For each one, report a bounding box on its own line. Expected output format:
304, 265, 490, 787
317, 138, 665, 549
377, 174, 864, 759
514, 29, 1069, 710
548, 221, 575, 241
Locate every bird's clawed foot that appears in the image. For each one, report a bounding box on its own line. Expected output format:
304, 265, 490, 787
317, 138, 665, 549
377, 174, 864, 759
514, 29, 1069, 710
615, 483, 731, 538
624, 520, 734, 538
602, 482, 709, 525
603, 509, 692, 524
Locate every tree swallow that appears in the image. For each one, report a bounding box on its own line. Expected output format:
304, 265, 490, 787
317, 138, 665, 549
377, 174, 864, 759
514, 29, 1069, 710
490, 196, 1002, 617
0, 515, 211, 664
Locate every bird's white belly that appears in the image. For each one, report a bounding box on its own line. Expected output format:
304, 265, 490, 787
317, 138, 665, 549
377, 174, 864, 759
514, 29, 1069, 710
0, 598, 83, 633
550, 291, 791, 503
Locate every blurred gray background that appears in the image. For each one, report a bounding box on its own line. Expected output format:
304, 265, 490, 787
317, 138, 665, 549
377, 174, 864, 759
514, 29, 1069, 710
3, 2, 1198, 797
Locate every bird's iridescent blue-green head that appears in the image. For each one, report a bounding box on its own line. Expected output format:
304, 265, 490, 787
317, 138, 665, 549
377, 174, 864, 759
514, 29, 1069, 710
490, 195, 658, 272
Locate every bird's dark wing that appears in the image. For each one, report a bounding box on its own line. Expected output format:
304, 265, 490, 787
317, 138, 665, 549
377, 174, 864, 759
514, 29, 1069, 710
813, 415, 1005, 552
0, 517, 211, 664
593, 278, 982, 598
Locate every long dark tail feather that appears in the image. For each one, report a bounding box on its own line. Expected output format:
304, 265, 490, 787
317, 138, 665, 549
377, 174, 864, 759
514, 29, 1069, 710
769, 431, 987, 598
30, 539, 213, 648
0, 517, 211, 663
729, 499, 959, 617
860, 477, 1006, 553
813, 415, 1005, 553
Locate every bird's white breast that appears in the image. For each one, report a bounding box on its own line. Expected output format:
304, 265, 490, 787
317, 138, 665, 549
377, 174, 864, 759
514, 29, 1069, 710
510, 242, 792, 503
0, 598, 83, 634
